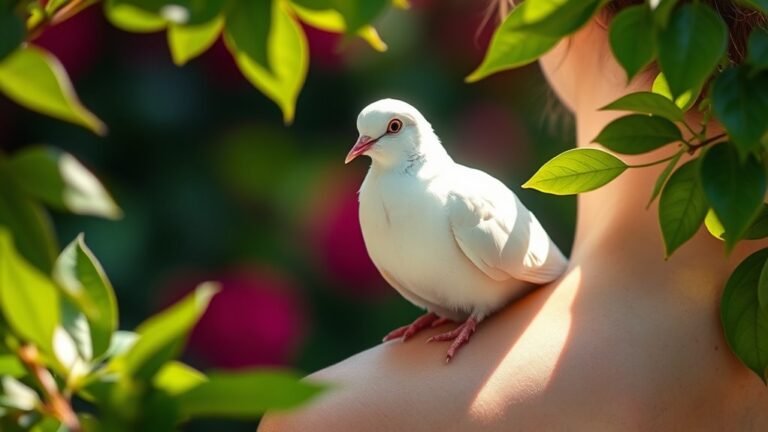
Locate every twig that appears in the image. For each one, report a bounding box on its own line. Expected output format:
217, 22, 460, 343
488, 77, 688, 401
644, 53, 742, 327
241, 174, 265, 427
17, 345, 81, 432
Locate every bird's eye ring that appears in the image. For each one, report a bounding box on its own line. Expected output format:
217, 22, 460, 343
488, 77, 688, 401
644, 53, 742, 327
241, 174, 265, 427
387, 119, 403, 134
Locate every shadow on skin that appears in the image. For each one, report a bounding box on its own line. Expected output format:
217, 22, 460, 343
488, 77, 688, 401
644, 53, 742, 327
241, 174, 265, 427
258, 268, 572, 431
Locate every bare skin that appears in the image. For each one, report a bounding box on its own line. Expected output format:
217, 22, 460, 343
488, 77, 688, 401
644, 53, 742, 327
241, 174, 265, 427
259, 19, 768, 431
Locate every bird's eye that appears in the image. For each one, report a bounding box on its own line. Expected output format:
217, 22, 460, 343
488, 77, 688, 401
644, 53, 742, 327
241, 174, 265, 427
387, 119, 403, 134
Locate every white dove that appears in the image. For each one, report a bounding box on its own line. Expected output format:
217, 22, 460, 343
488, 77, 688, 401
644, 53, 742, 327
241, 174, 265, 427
345, 99, 568, 363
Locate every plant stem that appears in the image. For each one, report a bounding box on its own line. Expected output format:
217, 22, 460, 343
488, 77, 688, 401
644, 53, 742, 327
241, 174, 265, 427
627, 149, 685, 169
28, 0, 99, 40
17, 344, 81, 432
687, 132, 727, 151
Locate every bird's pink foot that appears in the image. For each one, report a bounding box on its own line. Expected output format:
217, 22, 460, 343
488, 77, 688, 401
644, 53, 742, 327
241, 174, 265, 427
383, 312, 441, 342
427, 317, 478, 363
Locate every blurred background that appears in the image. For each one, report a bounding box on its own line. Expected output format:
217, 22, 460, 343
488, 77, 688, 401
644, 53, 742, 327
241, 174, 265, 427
2, 0, 575, 429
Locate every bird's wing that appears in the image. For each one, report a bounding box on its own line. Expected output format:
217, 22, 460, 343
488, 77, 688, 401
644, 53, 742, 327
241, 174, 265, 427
446, 166, 568, 284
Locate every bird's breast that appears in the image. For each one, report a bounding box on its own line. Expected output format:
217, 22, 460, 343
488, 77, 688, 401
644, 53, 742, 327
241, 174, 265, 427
357, 172, 514, 315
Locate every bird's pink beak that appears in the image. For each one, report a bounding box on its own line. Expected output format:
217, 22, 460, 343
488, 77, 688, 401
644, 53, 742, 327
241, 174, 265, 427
345, 135, 377, 164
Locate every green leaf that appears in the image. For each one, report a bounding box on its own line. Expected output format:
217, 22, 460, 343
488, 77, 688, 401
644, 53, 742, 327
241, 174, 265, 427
292, 0, 389, 34
712, 67, 768, 154
655, 3, 727, 99
97, 330, 137, 362
0, 46, 106, 135
167, 17, 224, 66
608, 5, 654, 81
759, 258, 768, 311
600, 91, 685, 122
721, 248, 768, 382
153, 361, 206, 396
225, 0, 271, 70
647, 150, 682, 208
0, 10, 24, 62
593, 115, 682, 155
225, 1, 308, 123
742, 0, 768, 14
658, 159, 708, 257
704, 208, 725, 240
513, 0, 605, 37
0, 376, 39, 411
53, 234, 118, 359
291, 3, 387, 52
0, 355, 25, 378
114, 0, 225, 26
465, 2, 559, 82
748, 26, 768, 71
8, 146, 122, 220
701, 143, 766, 250
0, 161, 57, 273
746, 205, 768, 240
0, 229, 59, 353
650, 0, 679, 27
652, 72, 698, 112
522, 148, 627, 195
178, 370, 325, 418
112, 283, 218, 380
104, 0, 166, 33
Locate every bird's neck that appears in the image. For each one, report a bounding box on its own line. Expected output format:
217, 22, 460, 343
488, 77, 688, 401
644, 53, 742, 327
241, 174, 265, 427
370, 133, 453, 177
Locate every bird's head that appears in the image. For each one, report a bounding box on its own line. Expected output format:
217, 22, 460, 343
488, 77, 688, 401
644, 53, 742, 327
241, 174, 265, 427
346, 99, 443, 167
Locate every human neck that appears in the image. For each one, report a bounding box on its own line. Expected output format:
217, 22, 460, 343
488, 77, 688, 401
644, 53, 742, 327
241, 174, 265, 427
569, 86, 761, 297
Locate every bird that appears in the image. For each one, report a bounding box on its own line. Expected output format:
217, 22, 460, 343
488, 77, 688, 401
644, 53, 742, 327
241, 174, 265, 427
345, 99, 568, 363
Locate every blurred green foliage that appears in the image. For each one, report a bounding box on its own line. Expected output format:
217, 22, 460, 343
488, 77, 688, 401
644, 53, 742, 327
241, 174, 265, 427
0, 0, 582, 430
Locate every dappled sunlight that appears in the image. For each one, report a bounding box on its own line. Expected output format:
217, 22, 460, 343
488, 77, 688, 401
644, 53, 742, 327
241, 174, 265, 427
468, 266, 582, 422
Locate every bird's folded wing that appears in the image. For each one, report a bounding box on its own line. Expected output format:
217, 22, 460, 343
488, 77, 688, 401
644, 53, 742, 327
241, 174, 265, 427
447, 170, 568, 285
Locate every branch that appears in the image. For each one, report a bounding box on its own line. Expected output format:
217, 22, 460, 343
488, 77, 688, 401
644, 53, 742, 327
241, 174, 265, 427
17, 345, 81, 432
28, 0, 99, 40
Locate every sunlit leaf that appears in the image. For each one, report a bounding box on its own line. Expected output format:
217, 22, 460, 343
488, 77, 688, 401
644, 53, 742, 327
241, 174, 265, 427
112, 283, 218, 380
655, 3, 727, 98
721, 248, 768, 382
652, 72, 698, 112
466, 2, 559, 82
0, 355, 25, 378
0, 376, 39, 411
53, 234, 118, 359
593, 114, 682, 155
292, 0, 389, 34
225, 1, 308, 123
514, 0, 604, 37
658, 159, 707, 257
704, 208, 725, 240
701, 143, 766, 251
647, 150, 682, 208
8, 146, 122, 220
104, 0, 166, 33
0, 229, 59, 353
600, 91, 685, 122
153, 361, 206, 396
522, 148, 627, 195
167, 17, 223, 66
0, 46, 106, 135
178, 370, 325, 418
609, 5, 654, 81
712, 67, 768, 155
291, 4, 387, 52
113, 0, 225, 26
